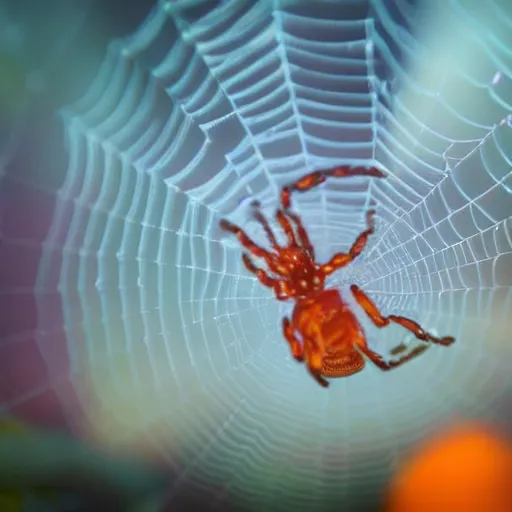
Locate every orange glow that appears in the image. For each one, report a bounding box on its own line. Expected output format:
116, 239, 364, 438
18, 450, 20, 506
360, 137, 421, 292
385, 422, 512, 512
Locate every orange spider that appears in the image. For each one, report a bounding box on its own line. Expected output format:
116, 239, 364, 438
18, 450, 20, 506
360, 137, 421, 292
220, 166, 456, 387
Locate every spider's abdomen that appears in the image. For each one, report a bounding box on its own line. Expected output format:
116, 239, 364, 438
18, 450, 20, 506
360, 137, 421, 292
292, 288, 362, 350
292, 288, 366, 378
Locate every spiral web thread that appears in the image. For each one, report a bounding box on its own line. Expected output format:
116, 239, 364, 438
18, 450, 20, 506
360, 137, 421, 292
32, 0, 512, 510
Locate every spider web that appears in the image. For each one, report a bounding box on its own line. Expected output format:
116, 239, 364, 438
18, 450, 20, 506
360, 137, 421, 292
3, 0, 512, 510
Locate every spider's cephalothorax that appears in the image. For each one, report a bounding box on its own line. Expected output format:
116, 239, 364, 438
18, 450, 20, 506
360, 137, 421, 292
274, 247, 324, 298
220, 165, 456, 387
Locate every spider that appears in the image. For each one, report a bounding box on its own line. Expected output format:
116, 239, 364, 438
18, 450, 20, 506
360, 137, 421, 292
220, 166, 456, 388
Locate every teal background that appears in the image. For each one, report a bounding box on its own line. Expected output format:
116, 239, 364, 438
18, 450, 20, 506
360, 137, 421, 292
1, 1, 511, 510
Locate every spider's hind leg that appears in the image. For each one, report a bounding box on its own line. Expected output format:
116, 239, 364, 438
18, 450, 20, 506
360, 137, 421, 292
283, 319, 329, 387
282, 317, 304, 362
356, 341, 429, 371
350, 285, 455, 346
309, 369, 330, 388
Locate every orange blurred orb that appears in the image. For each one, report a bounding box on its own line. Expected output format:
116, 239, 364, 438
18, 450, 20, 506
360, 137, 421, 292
385, 422, 512, 512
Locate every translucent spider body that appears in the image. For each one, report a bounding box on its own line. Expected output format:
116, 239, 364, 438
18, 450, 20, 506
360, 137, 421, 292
220, 166, 456, 387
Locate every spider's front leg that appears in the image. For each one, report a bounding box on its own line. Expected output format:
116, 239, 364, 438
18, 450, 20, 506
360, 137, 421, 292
321, 209, 376, 276
250, 201, 315, 263
220, 218, 287, 277
220, 217, 295, 299
242, 254, 293, 300
276, 209, 315, 257
351, 285, 456, 346
281, 165, 386, 209
250, 201, 281, 253
220, 219, 274, 264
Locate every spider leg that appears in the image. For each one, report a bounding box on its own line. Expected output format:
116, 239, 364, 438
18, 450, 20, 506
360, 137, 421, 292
284, 209, 315, 260
284, 325, 329, 387
350, 284, 456, 346
243, 254, 294, 301
276, 209, 300, 247
242, 253, 275, 288
220, 218, 284, 275
303, 337, 330, 387
282, 317, 304, 362
221, 219, 272, 259
321, 209, 375, 276
251, 201, 315, 259
309, 369, 330, 388
281, 165, 386, 209
356, 341, 429, 371
389, 343, 408, 355
250, 201, 281, 253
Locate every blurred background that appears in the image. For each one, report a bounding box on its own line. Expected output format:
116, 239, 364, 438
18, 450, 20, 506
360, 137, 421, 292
0, 0, 511, 510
